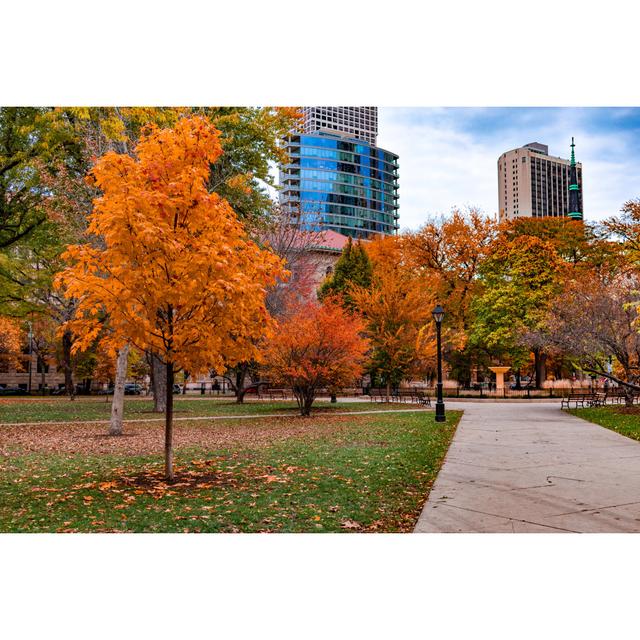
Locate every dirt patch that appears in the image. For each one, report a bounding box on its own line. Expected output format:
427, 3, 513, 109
611, 406, 640, 415
0, 414, 367, 458
114, 460, 264, 493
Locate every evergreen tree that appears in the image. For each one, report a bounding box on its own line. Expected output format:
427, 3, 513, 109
318, 237, 372, 308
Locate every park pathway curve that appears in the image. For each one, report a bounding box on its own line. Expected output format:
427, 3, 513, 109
415, 401, 640, 532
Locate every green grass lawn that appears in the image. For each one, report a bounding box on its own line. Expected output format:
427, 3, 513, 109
0, 410, 461, 533
571, 405, 640, 442
0, 397, 414, 424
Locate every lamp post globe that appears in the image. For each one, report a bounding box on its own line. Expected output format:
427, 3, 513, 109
432, 305, 446, 423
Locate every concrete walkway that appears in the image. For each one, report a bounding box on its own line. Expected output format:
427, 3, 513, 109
415, 401, 640, 532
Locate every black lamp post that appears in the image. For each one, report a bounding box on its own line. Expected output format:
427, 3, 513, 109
27, 321, 33, 395
432, 304, 446, 423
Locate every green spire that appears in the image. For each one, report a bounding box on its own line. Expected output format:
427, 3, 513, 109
570, 136, 576, 166
568, 137, 582, 220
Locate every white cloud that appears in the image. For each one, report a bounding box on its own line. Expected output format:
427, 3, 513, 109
378, 108, 640, 230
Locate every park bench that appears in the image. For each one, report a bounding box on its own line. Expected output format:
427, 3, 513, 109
414, 391, 432, 406
266, 388, 290, 401
369, 388, 395, 403
340, 388, 363, 397
606, 389, 626, 404
605, 388, 638, 405
313, 388, 363, 400
393, 389, 415, 403
317, 389, 346, 399
587, 392, 607, 407
560, 392, 592, 409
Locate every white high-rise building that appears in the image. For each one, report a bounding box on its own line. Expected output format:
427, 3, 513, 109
497, 142, 583, 221
300, 107, 378, 145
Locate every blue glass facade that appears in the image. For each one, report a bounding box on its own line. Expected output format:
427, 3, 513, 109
280, 133, 399, 238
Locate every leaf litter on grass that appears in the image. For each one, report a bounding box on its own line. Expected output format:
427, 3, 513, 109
1, 412, 462, 533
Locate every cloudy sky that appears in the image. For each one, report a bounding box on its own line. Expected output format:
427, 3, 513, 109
377, 108, 640, 231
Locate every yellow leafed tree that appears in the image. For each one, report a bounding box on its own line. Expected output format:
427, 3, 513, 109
56, 116, 286, 479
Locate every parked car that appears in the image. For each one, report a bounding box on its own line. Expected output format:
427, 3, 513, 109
96, 387, 114, 395
51, 386, 69, 395
0, 387, 29, 396
124, 383, 143, 395
51, 384, 94, 396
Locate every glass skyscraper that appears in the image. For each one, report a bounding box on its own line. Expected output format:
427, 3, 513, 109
279, 107, 399, 238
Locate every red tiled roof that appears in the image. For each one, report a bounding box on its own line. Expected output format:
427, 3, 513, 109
313, 230, 350, 251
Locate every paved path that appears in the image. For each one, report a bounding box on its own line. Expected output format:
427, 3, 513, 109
415, 401, 640, 532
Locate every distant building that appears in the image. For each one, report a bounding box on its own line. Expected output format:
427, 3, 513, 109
280, 107, 399, 239
0, 351, 64, 393
300, 107, 378, 145
306, 229, 351, 288
498, 140, 583, 221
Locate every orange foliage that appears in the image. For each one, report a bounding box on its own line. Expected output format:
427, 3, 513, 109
55, 115, 287, 479
28, 315, 58, 373
404, 209, 496, 347
363, 232, 405, 267
264, 300, 369, 415
0, 317, 24, 369
352, 235, 437, 392
56, 116, 286, 375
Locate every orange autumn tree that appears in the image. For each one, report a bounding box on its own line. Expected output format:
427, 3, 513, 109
264, 300, 369, 416
404, 208, 497, 347
351, 235, 437, 400
0, 317, 24, 371
56, 116, 285, 479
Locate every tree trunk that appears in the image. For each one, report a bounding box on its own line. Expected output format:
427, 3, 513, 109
302, 389, 314, 416
182, 371, 188, 395
146, 350, 154, 396
109, 344, 129, 436
307, 391, 316, 416
386, 380, 391, 403
625, 388, 635, 407
534, 350, 547, 389
235, 366, 247, 404
61, 330, 75, 400
231, 364, 254, 404
293, 386, 306, 416
152, 353, 166, 412
165, 361, 175, 481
